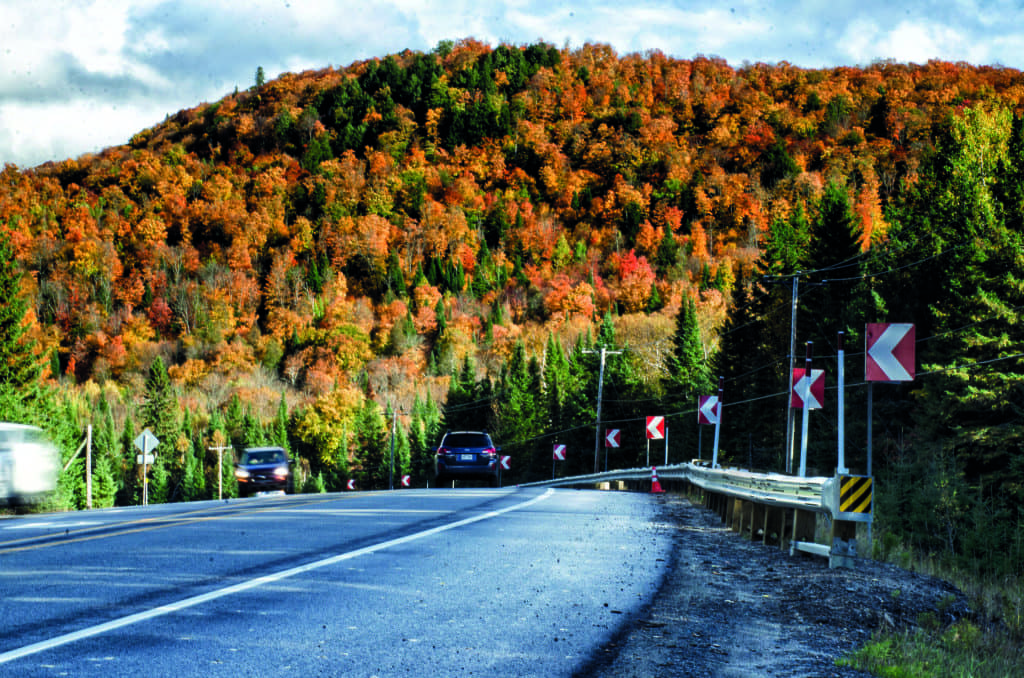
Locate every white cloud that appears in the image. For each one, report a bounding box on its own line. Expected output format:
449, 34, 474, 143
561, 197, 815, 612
877, 21, 965, 64
0, 99, 170, 166
1, 0, 1023, 168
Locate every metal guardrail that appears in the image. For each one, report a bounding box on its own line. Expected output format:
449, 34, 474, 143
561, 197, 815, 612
523, 461, 870, 569
523, 461, 829, 513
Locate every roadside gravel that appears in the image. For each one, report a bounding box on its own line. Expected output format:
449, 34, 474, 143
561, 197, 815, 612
579, 494, 971, 678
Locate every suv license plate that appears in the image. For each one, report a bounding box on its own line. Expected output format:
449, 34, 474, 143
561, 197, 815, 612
459, 454, 475, 461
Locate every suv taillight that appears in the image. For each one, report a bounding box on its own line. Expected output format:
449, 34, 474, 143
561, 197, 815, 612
482, 447, 497, 457
437, 447, 448, 456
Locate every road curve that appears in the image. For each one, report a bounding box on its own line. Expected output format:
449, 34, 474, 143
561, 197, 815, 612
0, 487, 674, 677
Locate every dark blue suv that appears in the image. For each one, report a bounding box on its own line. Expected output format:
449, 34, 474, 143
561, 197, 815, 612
434, 431, 500, 487
235, 446, 293, 496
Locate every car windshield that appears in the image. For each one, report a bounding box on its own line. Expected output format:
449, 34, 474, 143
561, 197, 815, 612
242, 450, 285, 464
443, 433, 491, 448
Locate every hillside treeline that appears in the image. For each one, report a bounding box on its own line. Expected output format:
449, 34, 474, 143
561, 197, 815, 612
0, 39, 1022, 577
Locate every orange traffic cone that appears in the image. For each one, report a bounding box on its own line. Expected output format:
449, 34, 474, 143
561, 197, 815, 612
650, 466, 664, 493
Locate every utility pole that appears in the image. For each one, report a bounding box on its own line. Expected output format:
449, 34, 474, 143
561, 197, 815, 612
208, 444, 232, 500
389, 405, 402, 491
85, 425, 92, 510
583, 346, 622, 473
784, 275, 800, 474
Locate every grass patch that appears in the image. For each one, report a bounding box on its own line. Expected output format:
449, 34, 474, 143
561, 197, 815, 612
840, 535, 1024, 677
838, 619, 1024, 678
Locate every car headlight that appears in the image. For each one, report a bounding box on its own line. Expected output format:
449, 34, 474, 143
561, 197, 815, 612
274, 466, 289, 480
235, 468, 250, 479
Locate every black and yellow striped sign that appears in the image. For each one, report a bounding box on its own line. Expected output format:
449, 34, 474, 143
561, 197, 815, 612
839, 475, 873, 515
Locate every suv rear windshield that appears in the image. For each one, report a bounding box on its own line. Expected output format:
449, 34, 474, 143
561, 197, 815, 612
443, 433, 491, 448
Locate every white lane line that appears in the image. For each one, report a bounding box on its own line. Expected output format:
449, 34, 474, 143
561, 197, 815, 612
4, 521, 102, 530
0, 489, 554, 665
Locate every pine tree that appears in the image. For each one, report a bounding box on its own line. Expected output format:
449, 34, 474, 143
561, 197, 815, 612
89, 392, 120, 508
495, 340, 539, 480
880, 105, 1024, 538
442, 354, 483, 432
140, 356, 178, 503
670, 296, 710, 393
273, 392, 290, 452
0, 227, 41, 392
804, 182, 866, 339
655, 220, 680, 273
355, 399, 388, 488
116, 413, 138, 505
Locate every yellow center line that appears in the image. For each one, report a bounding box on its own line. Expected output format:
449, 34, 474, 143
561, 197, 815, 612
0, 495, 352, 554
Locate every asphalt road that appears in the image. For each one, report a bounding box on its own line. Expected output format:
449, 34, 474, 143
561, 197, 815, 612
0, 488, 674, 677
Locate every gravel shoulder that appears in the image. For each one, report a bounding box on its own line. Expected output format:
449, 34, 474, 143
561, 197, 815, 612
579, 494, 971, 678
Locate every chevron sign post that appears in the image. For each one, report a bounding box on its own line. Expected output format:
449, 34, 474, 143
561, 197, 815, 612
645, 416, 667, 466
605, 429, 620, 448
865, 323, 916, 477
790, 368, 825, 409
553, 444, 566, 461
697, 395, 719, 425
866, 323, 915, 382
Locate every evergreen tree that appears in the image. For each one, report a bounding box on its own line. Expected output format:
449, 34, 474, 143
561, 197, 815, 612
409, 393, 442, 483
393, 418, 411, 481
655, 220, 680, 273
179, 442, 205, 501
0, 227, 41, 392
116, 414, 138, 505
804, 182, 867, 340
495, 340, 540, 480
542, 333, 573, 436
355, 399, 388, 489
140, 356, 177, 503
273, 392, 290, 452
89, 392, 120, 508
878, 105, 1024, 560
713, 266, 788, 470
670, 296, 711, 393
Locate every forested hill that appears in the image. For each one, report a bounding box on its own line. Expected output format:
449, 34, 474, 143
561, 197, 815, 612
2, 40, 1024, 578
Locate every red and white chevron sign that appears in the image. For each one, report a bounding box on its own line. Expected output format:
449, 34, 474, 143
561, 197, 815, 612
553, 444, 566, 461
697, 395, 719, 425
500, 455, 511, 470
645, 416, 665, 440
401, 475, 411, 487
866, 323, 915, 382
790, 368, 825, 409
347, 478, 355, 490
605, 429, 620, 448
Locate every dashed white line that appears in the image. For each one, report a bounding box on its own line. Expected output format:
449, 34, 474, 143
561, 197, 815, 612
0, 489, 553, 665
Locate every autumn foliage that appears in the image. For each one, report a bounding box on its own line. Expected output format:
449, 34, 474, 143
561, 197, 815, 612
2, 39, 1023, 499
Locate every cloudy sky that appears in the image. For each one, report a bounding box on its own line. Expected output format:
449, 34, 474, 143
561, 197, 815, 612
2, 0, 1022, 169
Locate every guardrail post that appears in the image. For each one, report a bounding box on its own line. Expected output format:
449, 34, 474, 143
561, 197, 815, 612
764, 506, 782, 545
730, 499, 745, 533
790, 509, 817, 553
830, 519, 859, 568
751, 503, 766, 542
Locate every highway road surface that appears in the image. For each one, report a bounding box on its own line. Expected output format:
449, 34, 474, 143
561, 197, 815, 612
0, 487, 674, 677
